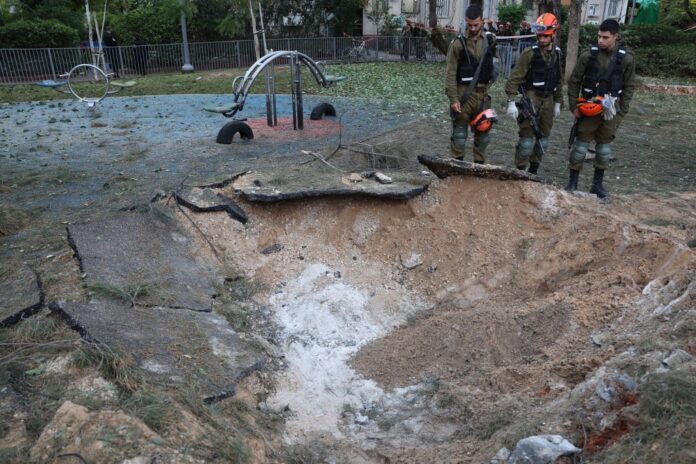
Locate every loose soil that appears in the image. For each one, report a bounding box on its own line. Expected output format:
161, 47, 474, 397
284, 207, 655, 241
1, 87, 695, 463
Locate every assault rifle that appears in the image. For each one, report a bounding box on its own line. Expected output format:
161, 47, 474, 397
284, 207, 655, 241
516, 87, 545, 157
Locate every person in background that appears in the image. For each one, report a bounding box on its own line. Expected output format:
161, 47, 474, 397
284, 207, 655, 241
103, 26, 119, 78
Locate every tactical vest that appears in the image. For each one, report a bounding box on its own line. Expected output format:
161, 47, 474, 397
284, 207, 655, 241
581, 45, 627, 98
456, 32, 495, 85
525, 45, 561, 96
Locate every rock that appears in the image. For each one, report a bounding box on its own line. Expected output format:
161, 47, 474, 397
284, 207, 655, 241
662, 349, 693, 369
354, 413, 369, 425
175, 187, 248, 224
595, 373, 637, 403
590, 331, 604, 347
68, 213, 219, 312
348, 173, 363, 183
400, 253, 423, 270
234, 171, 429, 202
374, 171, 393, 184
508, 435, 580, 464
51, 300, 264, 400
261, 243, 284, 255
490, 447, 511, 463
0, 264, 44, 327
418, 155, 543, 183
30, 401, 171, 464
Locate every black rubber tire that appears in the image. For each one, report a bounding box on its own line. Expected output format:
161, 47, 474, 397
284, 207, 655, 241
310, 103, 337, 121
216, 121, 254, 144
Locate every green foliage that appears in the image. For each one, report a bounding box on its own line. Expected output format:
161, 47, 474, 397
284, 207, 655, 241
620, 24, 694, 47
634, 43, 696, 76
497, 3, 527, 32
108, 6, 180, 45
0, 18, 79, 48
660, 0, 696, 28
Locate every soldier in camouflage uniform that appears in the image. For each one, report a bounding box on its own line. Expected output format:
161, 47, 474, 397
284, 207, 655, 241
566, 19, 637, 198
445, 5, 497, 163
505, 13, 563, 174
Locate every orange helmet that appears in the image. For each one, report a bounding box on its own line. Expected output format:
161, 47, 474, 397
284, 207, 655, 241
576, 97, 604, 117
532, 13, 559, 36
470, 108, 497, 133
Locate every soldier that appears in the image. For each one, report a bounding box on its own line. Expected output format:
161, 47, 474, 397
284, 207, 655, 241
445, 5, 497, 163
566, 19, 636, 198
505, 13, 562, 174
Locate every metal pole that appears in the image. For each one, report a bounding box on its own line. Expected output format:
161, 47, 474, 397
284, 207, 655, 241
290, 53, 298, 130
47, 48, 57, 80
181, 12, 194, 72
295, 53, 303, 130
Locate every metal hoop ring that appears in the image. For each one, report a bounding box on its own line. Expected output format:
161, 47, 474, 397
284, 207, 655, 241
66, 64, 110, 105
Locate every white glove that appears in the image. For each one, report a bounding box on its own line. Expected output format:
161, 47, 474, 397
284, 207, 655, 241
554, 102, 561, 118
506, 101, 518, 120
602, 95, 617, 121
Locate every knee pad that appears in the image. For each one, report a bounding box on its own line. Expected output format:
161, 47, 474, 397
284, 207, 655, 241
516, 137, 534, 159
451, 126, 468, 149
595, 143, 612, 166
536, 137, 549, 155
474, 130, 490, 150
570, 141, 589, 165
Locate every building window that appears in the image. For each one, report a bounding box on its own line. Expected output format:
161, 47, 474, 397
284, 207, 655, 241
437, 0, 450, 17
587, 3, 599, 17
402, 0, 420, 14
606, 0, 620, 17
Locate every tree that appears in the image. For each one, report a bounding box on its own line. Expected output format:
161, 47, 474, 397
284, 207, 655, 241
365, 0, 398, 35
565, 0, 582, 82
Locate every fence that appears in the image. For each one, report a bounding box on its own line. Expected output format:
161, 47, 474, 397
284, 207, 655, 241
0, 36, 530, 85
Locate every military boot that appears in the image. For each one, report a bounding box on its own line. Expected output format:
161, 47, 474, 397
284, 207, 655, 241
528, 162, 540, 174
564, 169, 579, 192
589, 168, 609, 199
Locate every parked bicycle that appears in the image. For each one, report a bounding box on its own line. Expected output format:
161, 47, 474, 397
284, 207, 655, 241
342, 35, 375, 63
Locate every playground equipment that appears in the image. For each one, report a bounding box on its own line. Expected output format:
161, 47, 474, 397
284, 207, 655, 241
37, 64, 135, 107
205, 50, 346, 144
36, 0, 135, 107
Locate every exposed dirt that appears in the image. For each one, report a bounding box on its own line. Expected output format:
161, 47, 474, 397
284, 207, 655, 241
1, 88, 695, 463
172, 173, 696, 462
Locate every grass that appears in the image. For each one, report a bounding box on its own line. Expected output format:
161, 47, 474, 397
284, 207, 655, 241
595, 370, 696, 464
120, 386, 178, 433
119, 147, 149, 163
0, 205, 29, 237
73, 342, 143, 393
87, 281, 152, 307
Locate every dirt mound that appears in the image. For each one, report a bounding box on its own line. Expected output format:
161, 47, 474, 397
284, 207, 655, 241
173, 174, 695, 462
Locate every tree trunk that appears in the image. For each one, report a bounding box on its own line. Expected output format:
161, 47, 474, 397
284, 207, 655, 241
426, 0, 449, 55
565, 0, 582, 83
248, 0, 260, 61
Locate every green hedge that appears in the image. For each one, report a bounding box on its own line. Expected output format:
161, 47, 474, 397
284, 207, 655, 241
634, 43, 696, 76
559, 23, 696, 76
0, 18, 79, 48
108, 8, 180, 45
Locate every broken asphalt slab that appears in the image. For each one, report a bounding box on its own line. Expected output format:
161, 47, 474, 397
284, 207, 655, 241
418, 155, 544, 182
232, 170, 430, 202
0, 264, 44, 327
67, 213, 219, 312
175, 187, 248, 224
50, 300, 264, 400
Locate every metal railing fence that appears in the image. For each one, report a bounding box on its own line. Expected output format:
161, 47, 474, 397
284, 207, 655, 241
0, 36, 529, 85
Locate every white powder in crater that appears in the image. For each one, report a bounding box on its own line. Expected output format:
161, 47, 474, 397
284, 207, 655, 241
267, 263, 410, 441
